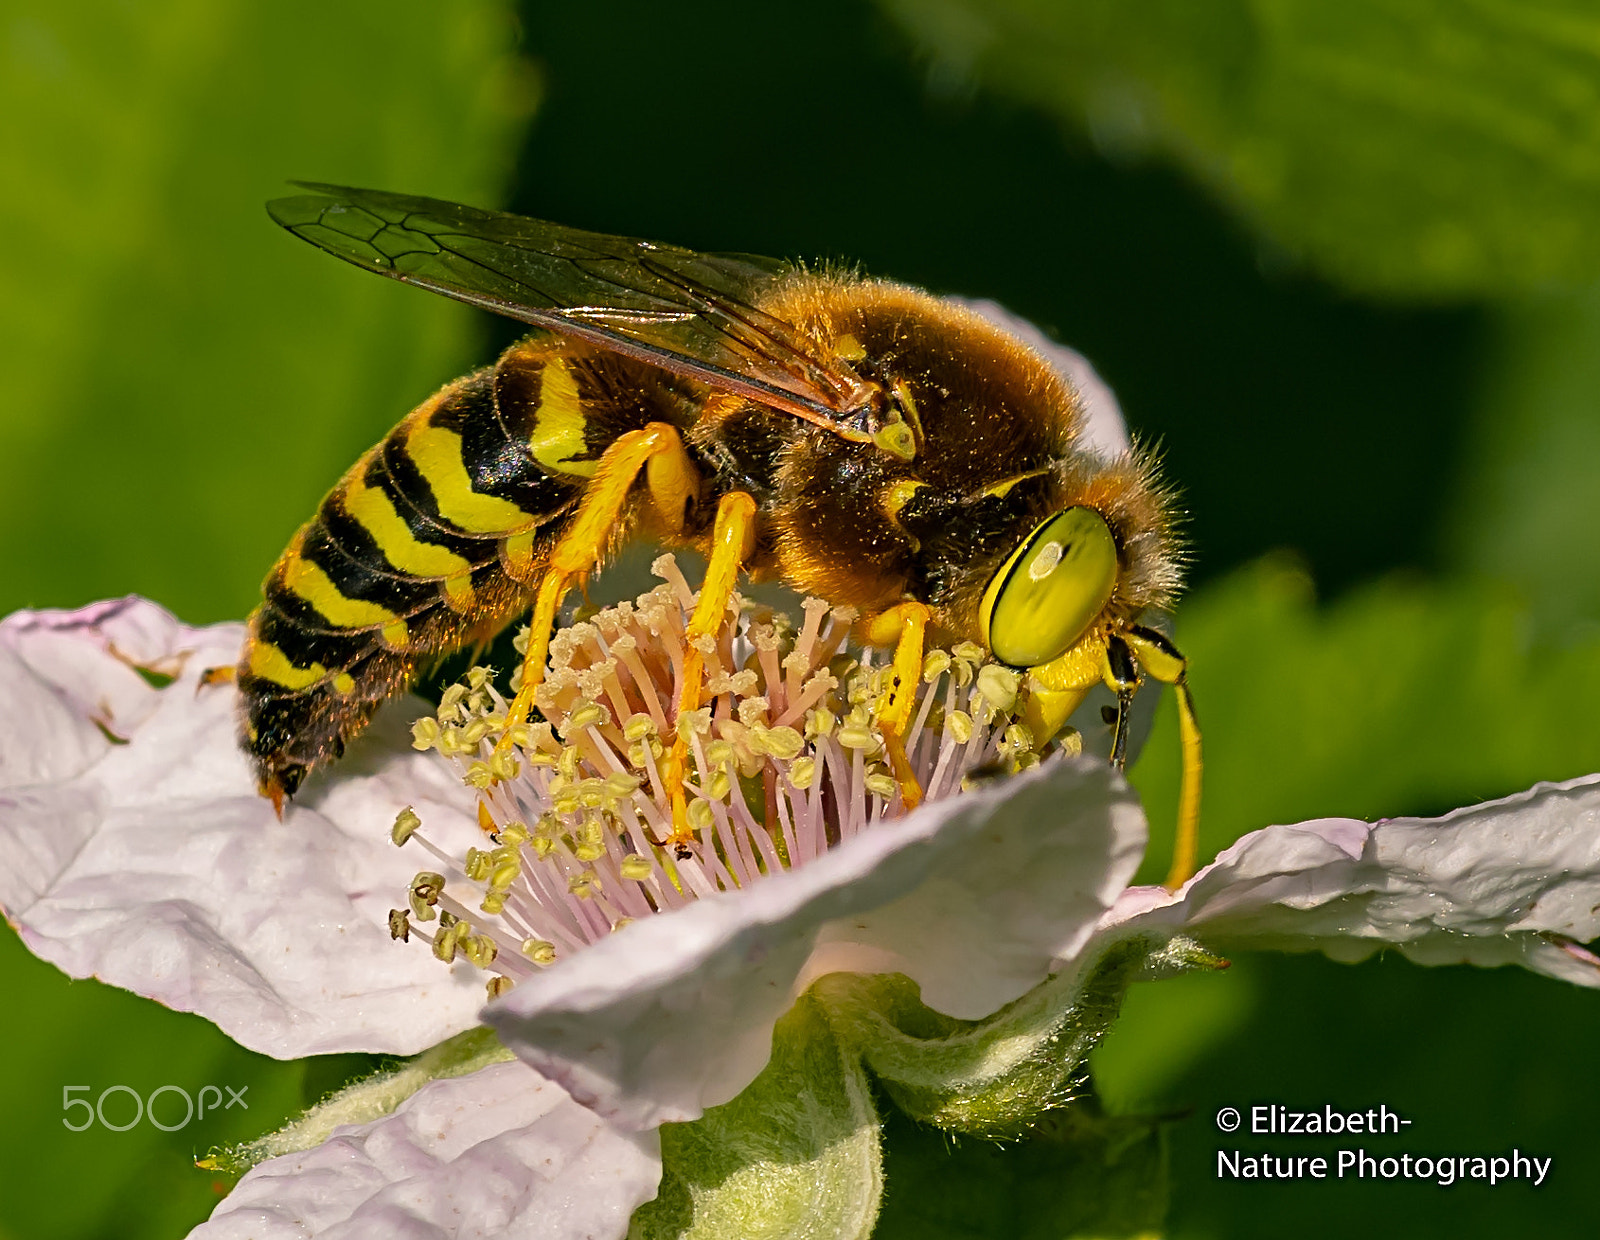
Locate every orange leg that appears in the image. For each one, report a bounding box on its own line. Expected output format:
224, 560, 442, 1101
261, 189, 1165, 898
663, 491, 758, 854
198, 664, 236, 695
501, 423, 700, 737
857, 601, 931, 811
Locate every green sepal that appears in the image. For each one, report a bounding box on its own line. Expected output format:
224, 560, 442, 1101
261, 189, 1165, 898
198, 1025, 512, 1176
816, 934, 1224, 1137
629, 992, 883, 1240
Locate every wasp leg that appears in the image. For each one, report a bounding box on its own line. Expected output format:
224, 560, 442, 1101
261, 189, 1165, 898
663, 491, 758, 855
1102, 633, 1140, 770
198, 664, 236, 696
1125, 625, 1202, 891
501, 423, 701, 738
856, 602, 932, 811
1023, 634, 1107, 750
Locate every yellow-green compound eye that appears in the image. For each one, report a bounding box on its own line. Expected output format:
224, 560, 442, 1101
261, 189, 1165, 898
980, 507, 1119, 667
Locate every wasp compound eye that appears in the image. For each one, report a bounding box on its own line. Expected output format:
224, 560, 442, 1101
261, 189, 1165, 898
979, 506, 1118, 668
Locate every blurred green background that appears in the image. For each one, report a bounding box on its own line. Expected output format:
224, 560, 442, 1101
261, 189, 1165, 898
4, 1, 1599, 1236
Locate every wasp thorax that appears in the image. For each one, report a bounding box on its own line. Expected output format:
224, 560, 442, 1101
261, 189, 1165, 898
388, 556, 1079, 997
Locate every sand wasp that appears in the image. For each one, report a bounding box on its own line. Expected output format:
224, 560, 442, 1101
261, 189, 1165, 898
240, 184, 1201, 885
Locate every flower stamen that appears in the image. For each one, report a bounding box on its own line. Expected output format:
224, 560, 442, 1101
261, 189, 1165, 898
392, 557, 1072, 991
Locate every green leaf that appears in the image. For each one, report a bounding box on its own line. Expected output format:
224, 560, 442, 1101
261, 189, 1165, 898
881, 0, 1600, 297
0, 0, 535, 622
0, 4, 530, 1238
630, 993, 883, 1240
1446, 285, 1600, 636
817, 938, 1224, 1138
875, 1099, 1168, 1240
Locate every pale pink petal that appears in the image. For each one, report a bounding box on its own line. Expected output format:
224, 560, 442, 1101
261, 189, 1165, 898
0, 599, 485, 1057
1106, 773, 1600, 985
191, 1061, 660, 1240
487, 759, 1146, 1130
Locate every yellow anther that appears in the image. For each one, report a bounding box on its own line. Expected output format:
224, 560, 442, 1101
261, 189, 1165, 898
480, 891, 507, 915
976, 664, 1021, 712
489, 859, 521, 891
604, 771, 644, 797
623, 713, 659, 741
499, 821, 530, 845
946, 710, 974, 744
410, 718, 440, 751
677, 707, 712, 740
487, 975, 515, 999
620, 854, 654, 881
864, 770, 898, 798
522, 938, 557, 965
488, 749, 520, 781
687, 798, 714, 831
391, 806, 422, 846
761, 726, 805, 760
708, 769, 732, 800
464, 848, 492, 881
568, 700, 609, 731
807, 707, 837, 739
463, 760, 494, 788
837, 724, 878, 750
409, 872, 445, 921
462, 934, 498, 968
921, 649, 952, 682
1003, 722, 1035, 753
432, 922, 462, 962
787, 757, 817, 789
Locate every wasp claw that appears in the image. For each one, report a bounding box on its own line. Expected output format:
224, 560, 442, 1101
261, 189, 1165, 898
198, 665, 236, 697
261, 777, 287, 821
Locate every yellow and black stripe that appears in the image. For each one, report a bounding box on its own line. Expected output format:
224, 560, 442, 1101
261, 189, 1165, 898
239, 334, 679, 798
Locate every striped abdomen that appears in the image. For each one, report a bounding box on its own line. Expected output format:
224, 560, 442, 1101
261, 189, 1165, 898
239, 334, 666, 798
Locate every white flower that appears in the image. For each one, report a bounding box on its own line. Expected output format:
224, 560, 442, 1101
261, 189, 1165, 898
5, 591, 1600, 1237
5, 327, 1597, 1237
1103, 774, 1600, 983
0, 595, 1142, 1236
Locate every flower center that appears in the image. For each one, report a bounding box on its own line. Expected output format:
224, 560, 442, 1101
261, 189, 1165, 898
389, 556, 1075, 997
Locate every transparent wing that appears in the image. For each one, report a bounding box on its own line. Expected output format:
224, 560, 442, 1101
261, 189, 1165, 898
268, 184, 873, 426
